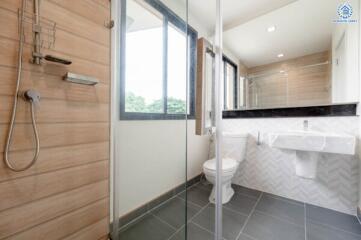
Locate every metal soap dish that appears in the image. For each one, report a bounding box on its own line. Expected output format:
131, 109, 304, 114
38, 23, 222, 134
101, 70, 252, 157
63, 73, 99, 85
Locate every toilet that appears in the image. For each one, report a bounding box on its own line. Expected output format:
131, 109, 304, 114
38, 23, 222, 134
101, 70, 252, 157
203, 132, 248, 204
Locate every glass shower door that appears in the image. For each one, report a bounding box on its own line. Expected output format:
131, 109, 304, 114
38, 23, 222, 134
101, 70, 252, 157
111, 0, 192, 240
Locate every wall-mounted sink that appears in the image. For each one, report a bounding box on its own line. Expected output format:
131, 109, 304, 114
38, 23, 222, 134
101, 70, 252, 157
268, 130, 356, 179
269, 130, 356, 155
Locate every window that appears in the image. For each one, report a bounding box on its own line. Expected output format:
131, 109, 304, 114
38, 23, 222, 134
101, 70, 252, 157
223, 56, 238, 110
120, 0, 197, 120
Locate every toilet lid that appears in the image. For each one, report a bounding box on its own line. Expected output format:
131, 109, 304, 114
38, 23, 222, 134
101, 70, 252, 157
203, 158, 238, 173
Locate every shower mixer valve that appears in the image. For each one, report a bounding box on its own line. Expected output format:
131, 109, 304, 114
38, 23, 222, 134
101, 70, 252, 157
23, 89, 41, 108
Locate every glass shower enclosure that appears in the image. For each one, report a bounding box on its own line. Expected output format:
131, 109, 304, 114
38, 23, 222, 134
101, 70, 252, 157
111, 0, 223, 239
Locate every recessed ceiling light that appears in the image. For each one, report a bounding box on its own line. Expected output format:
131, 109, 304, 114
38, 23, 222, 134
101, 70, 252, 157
277, 53, 284, 58
267, 26, 276, 32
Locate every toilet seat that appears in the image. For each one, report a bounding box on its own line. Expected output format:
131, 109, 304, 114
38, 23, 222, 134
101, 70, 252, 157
202, 158, 239, 204
202, 132, 248, 204
203, 158, 238, 173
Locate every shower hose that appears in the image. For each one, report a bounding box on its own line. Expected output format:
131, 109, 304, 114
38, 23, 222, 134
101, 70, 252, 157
4, 0, 40, 172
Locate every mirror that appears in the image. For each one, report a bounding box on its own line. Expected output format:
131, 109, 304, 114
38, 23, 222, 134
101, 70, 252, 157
221, 0, 360, 110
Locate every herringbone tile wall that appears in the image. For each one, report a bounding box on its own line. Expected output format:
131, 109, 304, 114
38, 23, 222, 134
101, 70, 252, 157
222, 117, 359, 215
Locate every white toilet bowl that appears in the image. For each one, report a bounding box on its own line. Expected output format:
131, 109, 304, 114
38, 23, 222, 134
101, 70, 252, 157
203, 158, 239, 203
203, 132, 248, 204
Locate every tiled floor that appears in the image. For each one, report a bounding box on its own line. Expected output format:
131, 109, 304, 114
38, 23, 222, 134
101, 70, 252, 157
118, 182, 361, 240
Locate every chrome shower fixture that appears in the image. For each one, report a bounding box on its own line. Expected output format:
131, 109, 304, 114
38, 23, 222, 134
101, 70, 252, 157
20, 0, 71, 65
4, 0, 40, 172
5, 0, 73, 172
63, 72, 99, 85
44, 55, 72, 65
31, 0, 71, 65
23, 89, 41, 107
32, 0, 41, 64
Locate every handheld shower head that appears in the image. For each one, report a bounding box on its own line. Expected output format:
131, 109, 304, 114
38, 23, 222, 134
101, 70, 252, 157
44, 55, 72, 65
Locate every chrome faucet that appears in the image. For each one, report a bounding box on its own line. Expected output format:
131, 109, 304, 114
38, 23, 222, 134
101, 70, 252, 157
303, 120, 309, 131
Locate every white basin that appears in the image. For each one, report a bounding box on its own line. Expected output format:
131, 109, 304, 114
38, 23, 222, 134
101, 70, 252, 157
268, 130, 356, 179
269, 130, 356, 155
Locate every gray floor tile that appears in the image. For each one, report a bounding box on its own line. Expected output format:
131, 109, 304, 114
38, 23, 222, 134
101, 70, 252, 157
169, 223, 215, 240
179, 185, 211, 207
255, 193, 304, 226
224, 192, 258, 216
119, 214, 175, 240
243, 211, 304, 240
192, 205, 248, 240
307, 220, 361, 240
263, 192, 304, 206
232, 185, 262, 199
151, 197, 201, 229
237, 234, 256, 240
197, 181, 214, 191
306, 204, 361, 236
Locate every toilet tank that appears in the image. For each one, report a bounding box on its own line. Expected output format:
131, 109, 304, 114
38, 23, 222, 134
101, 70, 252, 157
222, 132, 248, 162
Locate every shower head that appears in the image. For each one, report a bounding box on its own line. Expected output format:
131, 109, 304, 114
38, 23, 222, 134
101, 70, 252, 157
44, 55, 72, 65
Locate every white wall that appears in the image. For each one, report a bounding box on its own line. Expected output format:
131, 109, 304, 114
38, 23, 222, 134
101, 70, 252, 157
225, 117, 359, 215
116, 120, 209, 217
332, 5, 360, 104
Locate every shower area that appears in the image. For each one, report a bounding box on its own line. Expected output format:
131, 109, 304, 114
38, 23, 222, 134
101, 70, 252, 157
0, 0, 111, 239
110, 0, 218, 239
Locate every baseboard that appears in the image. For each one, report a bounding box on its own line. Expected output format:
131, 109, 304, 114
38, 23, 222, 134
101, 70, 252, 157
110, 174, 202, 232
357, 207, 361, 225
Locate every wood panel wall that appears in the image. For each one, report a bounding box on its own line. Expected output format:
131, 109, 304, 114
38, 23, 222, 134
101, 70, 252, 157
0, 0, 110, 239
247, 51, 331, 109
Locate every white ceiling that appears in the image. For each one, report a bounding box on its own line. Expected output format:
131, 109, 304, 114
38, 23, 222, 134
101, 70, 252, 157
127, 0, 163, 32
184, 0, 297, 33
223, 0, 340, 67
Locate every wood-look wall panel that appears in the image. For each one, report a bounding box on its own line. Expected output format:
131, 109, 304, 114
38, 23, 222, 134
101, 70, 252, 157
0, 160, 108, 211
0, 123, 109, 153
0, 7, 109, 65
0, 142, 109, 182
48, 0, 110, 26
91, 0, 110, 9
0, 0, 110, 238
0, 37, 110, 83
99, 236, 109, 240
0, 37, 18, 67
42, 1, 109, 47
52, 30, 109, 65
0, 1, 16, 11
0, 0, 109, 46
0, 66, 110, 103
0, 8, 17, 40
0, 97, 109, 124
5, 199, 109, 240
63, 218, 109, 240
0, 181, 109, 239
